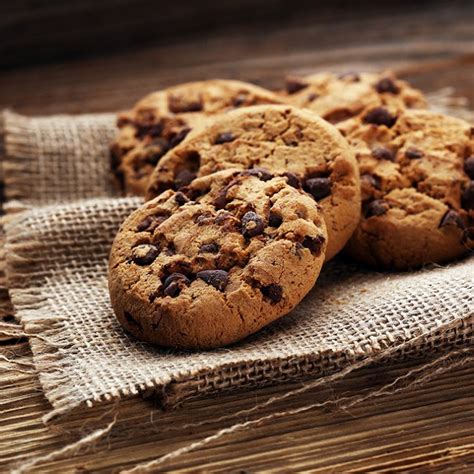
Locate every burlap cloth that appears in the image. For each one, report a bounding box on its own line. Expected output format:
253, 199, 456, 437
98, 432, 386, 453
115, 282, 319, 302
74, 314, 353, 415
1, 103, 473, 419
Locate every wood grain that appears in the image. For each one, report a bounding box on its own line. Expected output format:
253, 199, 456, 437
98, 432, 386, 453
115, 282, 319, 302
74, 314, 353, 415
1, 3, 473, 472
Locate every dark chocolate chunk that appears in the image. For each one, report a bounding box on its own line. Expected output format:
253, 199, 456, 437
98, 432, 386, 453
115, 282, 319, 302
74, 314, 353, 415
405, 147, 424, 159
363, 107, 397, 127
199, 243, 219, 253
132, 244, 160, 265
374, 77, 400, 94
241, 211, 265, 238
364, 199, 389, 217
196, 269, 228, 291
268, 212, 283, 228
461, 181, 474, 210
246, 168, 273, 181
283, 172, 301, 189
169, 126, 191, 148
232, 93, 248, 107
175, 169, 196, 189
372, 146, 395, 161
361, 173, 382, 190
136, 214, 168, 232
285, 76, 309, 94
439, 209, 465, 229
174, 191, 189, 206
195, 212, 214, 225
338, 72, 360, 82
215, 132, 235, 144
163, 273, 191, 297
304, 177, 332, 201
301, 235, 326, 256
261, 283, 283, 304
464, 156, 474, 179
168, 95, 203, 113
214, 190, 229, 210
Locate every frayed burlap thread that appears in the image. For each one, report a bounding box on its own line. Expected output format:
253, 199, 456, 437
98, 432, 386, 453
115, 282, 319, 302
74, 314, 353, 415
1, 97, 474, 418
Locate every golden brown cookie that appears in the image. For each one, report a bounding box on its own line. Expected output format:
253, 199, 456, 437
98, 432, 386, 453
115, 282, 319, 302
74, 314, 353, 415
146, 105, 360, 261
283, 71, 427, 125
109, 170, 327, 349
110, 80, 286, 196
342, 108, 474, 269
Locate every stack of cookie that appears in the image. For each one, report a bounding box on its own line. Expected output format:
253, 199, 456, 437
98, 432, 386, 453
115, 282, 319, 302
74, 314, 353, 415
108, 73, 474, 349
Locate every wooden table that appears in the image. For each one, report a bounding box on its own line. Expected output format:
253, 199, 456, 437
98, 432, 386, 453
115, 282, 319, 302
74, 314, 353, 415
1, 2, 473, 471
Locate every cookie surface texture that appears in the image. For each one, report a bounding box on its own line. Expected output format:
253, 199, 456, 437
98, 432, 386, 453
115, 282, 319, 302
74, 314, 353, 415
111, 80, 286, 195
109, 170, 327, 349
283, 71, 426, 126
146, 104, 361, 261
343, 109, 474, 269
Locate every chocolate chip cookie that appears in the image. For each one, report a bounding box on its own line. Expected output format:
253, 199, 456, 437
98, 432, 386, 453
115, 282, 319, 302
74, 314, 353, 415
283, 71, 426, 126
146, 105, 361, 261
110, 80, 286, 196
109, 170, 327, 349
342, 108, 474, 269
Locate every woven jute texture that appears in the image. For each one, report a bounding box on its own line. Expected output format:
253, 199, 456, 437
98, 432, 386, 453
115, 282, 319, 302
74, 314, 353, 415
1, 105, 473, 418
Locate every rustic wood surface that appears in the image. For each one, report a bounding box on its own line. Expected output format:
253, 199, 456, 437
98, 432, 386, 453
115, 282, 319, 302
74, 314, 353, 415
1, 2, 473, 472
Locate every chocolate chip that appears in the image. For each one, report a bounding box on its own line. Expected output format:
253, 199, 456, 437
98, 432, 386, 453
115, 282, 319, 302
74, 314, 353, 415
232, 93, 248, 107
338, 72, 360, 82
374, 77, 400, 94
168, 126, 191, 148
195, 212, 214, 225
136, 214, 168, 232
285, 76, 309, 94
241, 211, 265, 238
175, 169, 196, 189
246, 168, 273, 181
439, 209, 465, 229
196, 270, 228, 291
301, 235, 326, 256
132, 244, 160, 265
174, 191, 189, 206
168, 95, 203, 113
464, 156, 474, 179
304, 177, 332, 201
199, 243, 219, 253
361, 173, 382, 189
363, 107, 397, 127
283, 172, 301, 189
364, 199, 389, 217
163, 273, 190, 297
461, 181, 474, 210
124, 311, 142, 328
134, 122, 164, 140
214, 190, 229, 210
372, 146, 395, 161
136, 216, 154, 232
261, 284, 283, 304
405, 147, 424, 159
268, 212, 283, 228
215, 132, 235, 144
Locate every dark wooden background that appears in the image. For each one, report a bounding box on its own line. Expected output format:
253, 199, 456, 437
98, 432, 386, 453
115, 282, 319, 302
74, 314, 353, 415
1, 1, 474, 472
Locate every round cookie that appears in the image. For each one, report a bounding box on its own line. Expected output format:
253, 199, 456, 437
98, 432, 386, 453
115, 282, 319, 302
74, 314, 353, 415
283, 71, 427, 125
146, 105, 361, 261
110, 80, 287, 196
109, 170, 327, 349
342, 108, 474, 269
